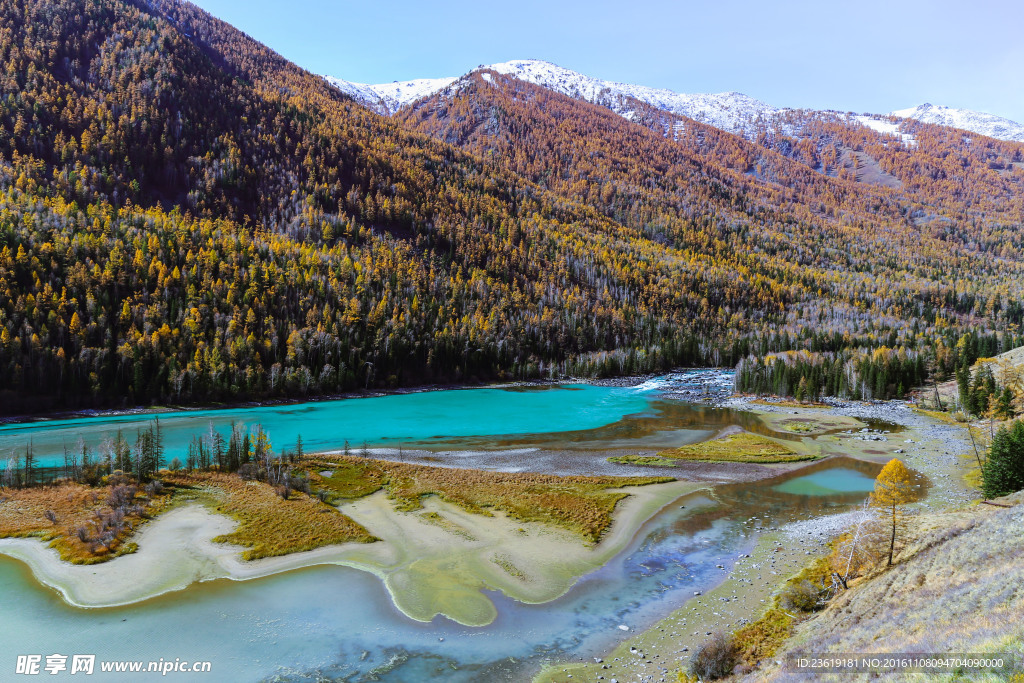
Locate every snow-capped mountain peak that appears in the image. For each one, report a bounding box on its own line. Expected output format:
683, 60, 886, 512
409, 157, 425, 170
889, 103, 1024, 142
325, 61, 1024, 144
482, 60, 779, 134
324, 59, 779, 135
324, 75, 458, 115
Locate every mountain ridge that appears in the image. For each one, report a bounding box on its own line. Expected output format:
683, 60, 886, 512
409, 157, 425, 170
890, 102, 1024, 142
326, 59, 1024, 143
326, 59, 781, 135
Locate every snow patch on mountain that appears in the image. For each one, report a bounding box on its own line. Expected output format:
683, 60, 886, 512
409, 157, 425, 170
324, 75, 457, 114
484, 60, 779, 135
325, 59, 779, 134
853, 115, 917, 146
890, 103, 1024, 143
324, 61, 1024, 146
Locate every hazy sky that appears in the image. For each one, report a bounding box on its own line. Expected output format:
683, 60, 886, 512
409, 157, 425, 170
191, 0, 1024, 122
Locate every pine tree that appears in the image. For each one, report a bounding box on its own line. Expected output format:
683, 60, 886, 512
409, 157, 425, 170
982, 421, 1024, 498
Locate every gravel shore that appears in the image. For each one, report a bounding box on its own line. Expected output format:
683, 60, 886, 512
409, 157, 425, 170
725, 396, 977, 509
539, 395, 980, 683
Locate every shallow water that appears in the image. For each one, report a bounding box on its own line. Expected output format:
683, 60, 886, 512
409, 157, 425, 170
0, 374, 916, 681
773, 467, 877, 496
0, 457, 903, 682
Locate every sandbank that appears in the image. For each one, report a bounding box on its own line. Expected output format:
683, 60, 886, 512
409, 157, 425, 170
0, 479, 706, 626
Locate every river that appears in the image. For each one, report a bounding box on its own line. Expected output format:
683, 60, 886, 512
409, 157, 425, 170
0, 372, 896, 682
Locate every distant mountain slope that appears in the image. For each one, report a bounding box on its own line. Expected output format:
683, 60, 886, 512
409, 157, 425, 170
323, 75, 457, 115
483, 60, 780, 136
327, 60, 1024, 146
326, 59, 780, 134
892, 103, 1024, 143
398, 69, 1024, 340
2, 0, 1024, 413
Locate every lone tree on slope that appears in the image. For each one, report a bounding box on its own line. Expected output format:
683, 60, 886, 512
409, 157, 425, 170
870, 459, 916, 566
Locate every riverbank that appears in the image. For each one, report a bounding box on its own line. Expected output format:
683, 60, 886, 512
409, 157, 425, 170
0, 478, 708, 626
535, 397, 979, 682
535, 521, 830, 683
745, 490, 1024, 682
727, 396, 976, 509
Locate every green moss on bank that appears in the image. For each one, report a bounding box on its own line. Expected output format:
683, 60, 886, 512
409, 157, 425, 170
657, 432, 816, 463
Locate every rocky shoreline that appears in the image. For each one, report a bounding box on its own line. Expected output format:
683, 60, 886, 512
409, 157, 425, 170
538, 394, 979, 683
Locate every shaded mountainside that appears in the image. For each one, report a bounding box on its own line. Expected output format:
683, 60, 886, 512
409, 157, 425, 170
0, 0, 729, 412
1, 0, 1024, 414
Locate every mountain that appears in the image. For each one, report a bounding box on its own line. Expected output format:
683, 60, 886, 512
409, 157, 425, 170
397, 68, 1024, 350
323, 75, 457, 115
326, 59, 780, 135
891, 103, 1024, 143
328, 60, 1024, 147
0, 0, 734, 410
1, 0, 1024, 413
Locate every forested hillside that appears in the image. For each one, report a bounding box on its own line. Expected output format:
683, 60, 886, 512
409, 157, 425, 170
399, 71, 1024, 397
1, 0, 1023, 413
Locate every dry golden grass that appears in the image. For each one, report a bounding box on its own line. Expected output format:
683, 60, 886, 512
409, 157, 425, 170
305, 455, 672, 544
911, 406, 960, 425
657, 432, 814, 463
0, 482, 169, 564
750, 493, 1024, 682
732, 555, 832, 665
163, 472, 376, 560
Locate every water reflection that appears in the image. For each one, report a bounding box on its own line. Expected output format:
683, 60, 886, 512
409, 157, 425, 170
403, 400, 902, 452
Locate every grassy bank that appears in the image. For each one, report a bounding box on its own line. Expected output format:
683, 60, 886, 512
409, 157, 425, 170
745, 492, 1024, 682
305, 455, 672, 544
654, 432, 816, 464
2, 458, 674, 568
0, 481, 170, 564
164, 472, 377, 560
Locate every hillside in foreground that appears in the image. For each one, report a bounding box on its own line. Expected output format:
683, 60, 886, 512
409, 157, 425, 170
745, 492, 1024, 682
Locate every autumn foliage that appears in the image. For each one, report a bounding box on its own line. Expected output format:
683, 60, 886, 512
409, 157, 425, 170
0, 0, 1023, 414
870, 459, 916, 566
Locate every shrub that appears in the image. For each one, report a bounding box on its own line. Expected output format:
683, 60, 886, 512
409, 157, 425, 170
106, 485, 137, 510
781, 578, 822, 612
689, 630, 738, 680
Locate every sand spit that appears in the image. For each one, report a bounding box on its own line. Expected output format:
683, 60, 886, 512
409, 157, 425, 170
0, 479, 706, 626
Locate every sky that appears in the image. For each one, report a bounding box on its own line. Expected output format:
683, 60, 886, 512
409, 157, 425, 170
190, 0, 1024, 122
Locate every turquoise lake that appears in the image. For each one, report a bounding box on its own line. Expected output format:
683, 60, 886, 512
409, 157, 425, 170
1, 384, 650, 468
0, 372, 749, 470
